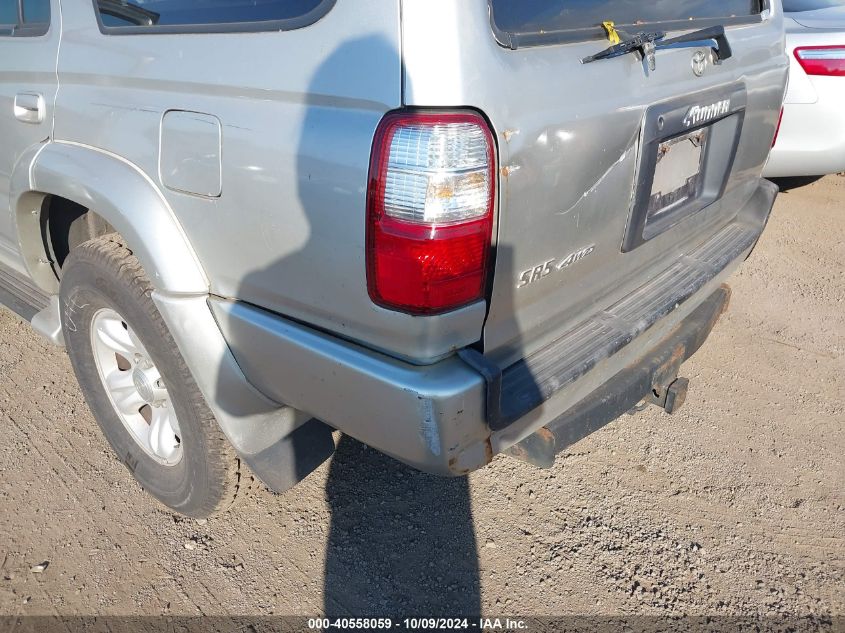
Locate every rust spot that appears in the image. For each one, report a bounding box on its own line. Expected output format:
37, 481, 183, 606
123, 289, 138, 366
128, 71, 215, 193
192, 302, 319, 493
666, 343, 686, 368
717, 283, 733, 317
501, 165, 521, 178
447, 455, 472, 476
502, 129, 519, 142
483, 437, 494, 464
448, 438, 494, 476
504, 427, 556, 469
650, 344, 686, 394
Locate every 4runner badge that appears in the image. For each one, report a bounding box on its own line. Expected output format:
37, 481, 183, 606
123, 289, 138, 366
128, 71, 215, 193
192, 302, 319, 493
683, 99, 731, 128
517, 245, 596, 289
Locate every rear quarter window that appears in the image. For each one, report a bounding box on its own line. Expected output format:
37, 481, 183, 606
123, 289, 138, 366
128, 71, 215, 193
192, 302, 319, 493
22, 0, 50, 24
94, 0, 335, 33
0, 0, 51, 36
490, 0, 765, 48
0, 2, 17, 25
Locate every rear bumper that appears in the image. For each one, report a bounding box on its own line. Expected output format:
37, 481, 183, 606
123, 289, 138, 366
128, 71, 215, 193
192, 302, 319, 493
210, 180, 777, 478
504, 285, 731, 469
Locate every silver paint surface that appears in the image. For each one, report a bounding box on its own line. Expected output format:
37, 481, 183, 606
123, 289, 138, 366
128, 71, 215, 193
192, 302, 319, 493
0, 0, 789, 475
402, 0, 788, 367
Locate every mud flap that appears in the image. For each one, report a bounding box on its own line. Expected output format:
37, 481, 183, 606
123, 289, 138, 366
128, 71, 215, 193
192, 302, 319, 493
241, 418, 336, 494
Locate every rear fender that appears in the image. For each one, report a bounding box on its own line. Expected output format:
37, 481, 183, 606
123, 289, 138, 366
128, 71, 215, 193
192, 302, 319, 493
11, 141, 208, 295
10, 142, 326, 492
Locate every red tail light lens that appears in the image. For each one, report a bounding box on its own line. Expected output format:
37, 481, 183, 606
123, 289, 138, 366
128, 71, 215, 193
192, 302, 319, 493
794, 46, 845, 77
773, 107, 784, 148
367, 111, 496, 315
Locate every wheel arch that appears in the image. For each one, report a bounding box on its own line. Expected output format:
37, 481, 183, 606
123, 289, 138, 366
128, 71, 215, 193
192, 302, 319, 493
10, 142, 208, 296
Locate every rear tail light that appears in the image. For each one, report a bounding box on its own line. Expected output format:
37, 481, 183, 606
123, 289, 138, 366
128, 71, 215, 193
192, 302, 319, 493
773, 107, 784, 147
367, 111, 496, 315
794, 46, 845, 77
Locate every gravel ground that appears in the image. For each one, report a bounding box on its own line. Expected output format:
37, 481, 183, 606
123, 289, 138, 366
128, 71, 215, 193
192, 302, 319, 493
0, 176, 842, 621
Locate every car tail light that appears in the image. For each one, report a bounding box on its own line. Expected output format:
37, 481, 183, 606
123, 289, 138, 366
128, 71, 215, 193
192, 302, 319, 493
794, 46, 845, 77
772, 107, 784, 147
367, 111, 496, 315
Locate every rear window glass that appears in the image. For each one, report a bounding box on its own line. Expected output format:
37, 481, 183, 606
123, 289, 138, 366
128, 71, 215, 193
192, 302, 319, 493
491, 0, 763, 43
783, 0, 843, 11
95, 0, 332, 31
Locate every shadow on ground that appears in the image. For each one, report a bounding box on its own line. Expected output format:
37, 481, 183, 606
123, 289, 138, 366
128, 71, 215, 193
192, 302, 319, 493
217, 32, 543, 620
770, 175, 824, 192
322, 436, 480, 617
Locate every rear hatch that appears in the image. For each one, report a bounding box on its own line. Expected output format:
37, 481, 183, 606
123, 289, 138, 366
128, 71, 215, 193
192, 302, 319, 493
402, 0, 789, 367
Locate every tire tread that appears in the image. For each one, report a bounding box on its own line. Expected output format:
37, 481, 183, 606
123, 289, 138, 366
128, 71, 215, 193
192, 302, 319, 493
63, 234, 245, 516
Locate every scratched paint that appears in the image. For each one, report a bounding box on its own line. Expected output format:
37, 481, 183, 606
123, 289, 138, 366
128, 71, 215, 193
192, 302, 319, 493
418, 398, 441, 456
557, 139, 637, 217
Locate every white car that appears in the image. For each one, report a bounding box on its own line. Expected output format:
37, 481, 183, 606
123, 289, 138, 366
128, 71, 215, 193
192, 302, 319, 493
765, 0, 845, 177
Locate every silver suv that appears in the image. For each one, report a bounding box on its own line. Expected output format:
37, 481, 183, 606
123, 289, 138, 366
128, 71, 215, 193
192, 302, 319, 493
0, 0, 788, 516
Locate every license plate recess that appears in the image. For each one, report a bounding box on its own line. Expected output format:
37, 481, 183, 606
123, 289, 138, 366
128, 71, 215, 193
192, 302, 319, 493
623, 85, 747, 252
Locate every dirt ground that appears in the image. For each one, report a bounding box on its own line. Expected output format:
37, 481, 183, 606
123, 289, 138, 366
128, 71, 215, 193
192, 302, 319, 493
0, 176, 842, 621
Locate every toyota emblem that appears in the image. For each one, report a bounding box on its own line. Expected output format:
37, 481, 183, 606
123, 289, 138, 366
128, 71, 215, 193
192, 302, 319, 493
692, 51, 708, 77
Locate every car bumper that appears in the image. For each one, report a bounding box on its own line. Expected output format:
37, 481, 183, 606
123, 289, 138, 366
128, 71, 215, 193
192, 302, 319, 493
502, 284, 731, 468
765, 100, 845, 178
206, 180, 777, 481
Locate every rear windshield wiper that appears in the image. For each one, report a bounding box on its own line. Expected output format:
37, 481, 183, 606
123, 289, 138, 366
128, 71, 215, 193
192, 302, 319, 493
582, 25, 733, 70
581, 30, 666, 70
659, 26, 733, 63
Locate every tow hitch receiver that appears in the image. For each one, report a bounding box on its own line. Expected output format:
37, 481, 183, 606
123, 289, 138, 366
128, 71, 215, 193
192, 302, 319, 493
647, 376, 690, 415
643, 340, 691, 415
504, 285, 731, 470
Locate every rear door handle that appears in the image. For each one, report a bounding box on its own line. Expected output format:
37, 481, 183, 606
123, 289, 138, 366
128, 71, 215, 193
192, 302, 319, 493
13, 92, 45, 124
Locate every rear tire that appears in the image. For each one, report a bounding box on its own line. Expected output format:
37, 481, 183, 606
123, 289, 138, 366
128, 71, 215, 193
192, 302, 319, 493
60, 235, 243, 517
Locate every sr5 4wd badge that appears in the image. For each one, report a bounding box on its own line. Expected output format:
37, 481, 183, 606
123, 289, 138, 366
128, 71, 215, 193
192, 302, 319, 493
517, 245, 596, 289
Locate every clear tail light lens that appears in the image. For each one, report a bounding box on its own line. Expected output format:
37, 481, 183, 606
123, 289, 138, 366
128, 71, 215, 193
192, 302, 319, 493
794, 46, 845, 77
367, 111, 496, 315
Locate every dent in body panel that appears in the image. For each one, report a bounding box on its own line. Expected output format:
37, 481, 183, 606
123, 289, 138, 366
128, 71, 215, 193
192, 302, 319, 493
559, 130, 640, 213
